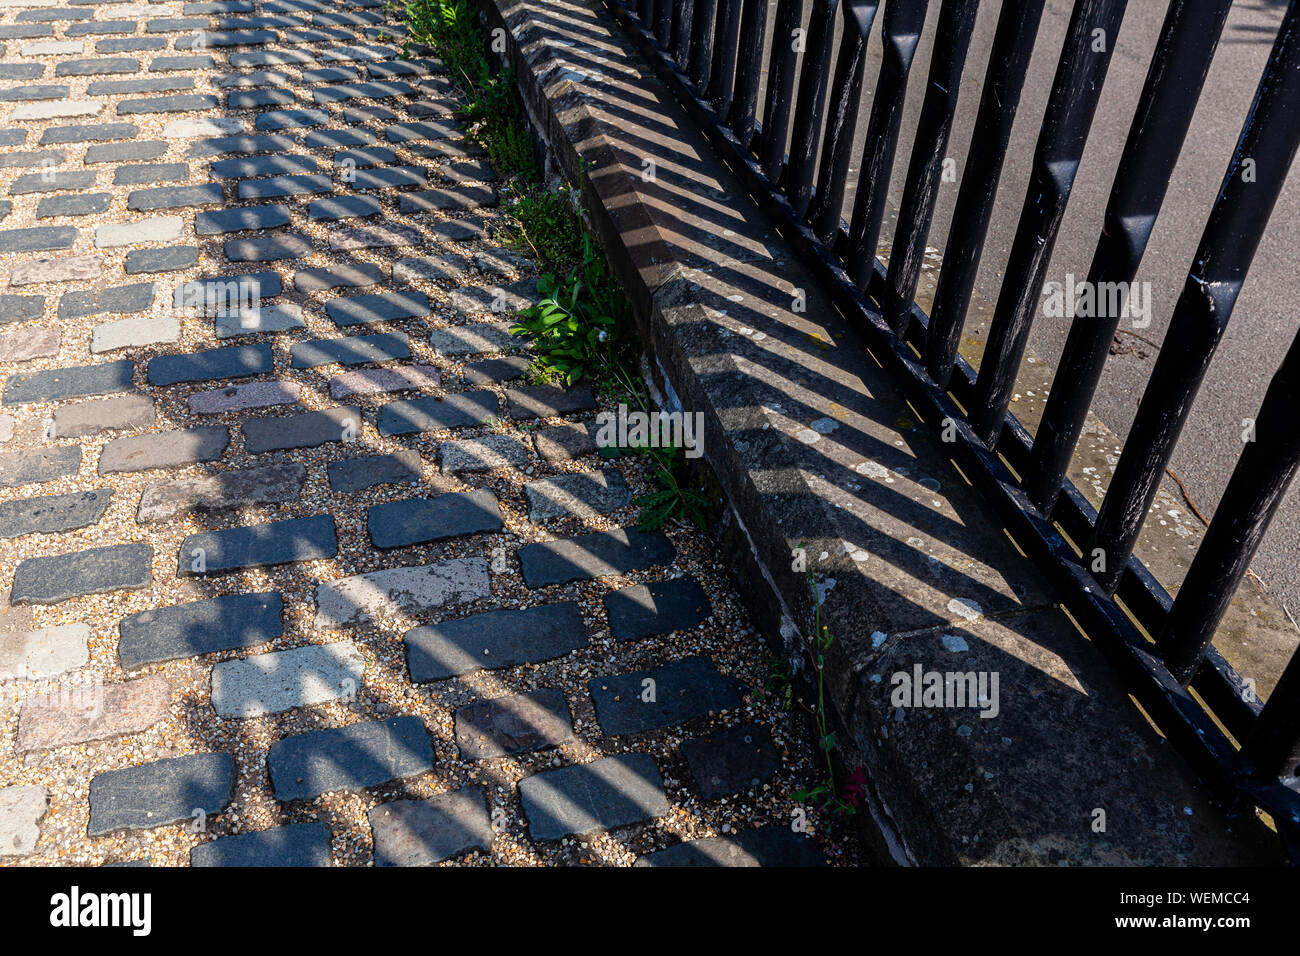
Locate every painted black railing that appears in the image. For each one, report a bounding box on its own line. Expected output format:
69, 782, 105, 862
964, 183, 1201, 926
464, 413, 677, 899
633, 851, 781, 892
609, 0, 1300, 857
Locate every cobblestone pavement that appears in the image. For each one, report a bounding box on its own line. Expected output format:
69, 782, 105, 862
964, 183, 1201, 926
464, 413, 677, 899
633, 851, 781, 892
0, 0, 850, 866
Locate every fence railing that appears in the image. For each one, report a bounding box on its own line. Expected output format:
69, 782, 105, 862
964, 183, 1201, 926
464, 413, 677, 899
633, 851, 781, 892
606, 0, 1300, 858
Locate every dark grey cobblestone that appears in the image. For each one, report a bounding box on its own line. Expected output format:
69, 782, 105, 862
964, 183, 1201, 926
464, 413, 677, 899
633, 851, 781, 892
307, 194, 381, 221
39, 123, 137, 145
117, 93, 219, 115
301, 66, 360, 84
127, 183, 224, 211
0, 225, 77, 253
681, 723, 781, 800
455, 687, 573, 759
519, 754, 668, 841
194, 204, 290, 234
350, 165, 426, 190
0, 84, 69, 102
326, 290, 429, 326
137, 461, 305, 523
36, 192, 110, 217
242, 406, 361, 453
4, 358, 134, 405
290, 332, 409, 368
404, 602, 587, 682
398, 185, 496, 213
178, 514, 337, 576
507, 384, 596, 420
56, 58, 139, 76
11, 171, 98, 195
225, 232, 313, 261
147, 343, 272, 386
369, 787, 492, 866
99, 37, 166, 52
87, 141, 167, 164
11, 541, 152, 605
368, 489, 501, 549
335, 146, 397, 167
327, 449, 421, 493
375, 389, 497, 437
191, 822, 330, 867
603, 577, 713, 641
634, 827, 826, 867
294, 262, 383, 292
461, 356, 530, 386
174, 271, 281, 312
210, 153, 319, 178
268, 716, 432, 801
59, 282, 155, 319
386, 120, 460, 142
0, 294, 45, 324
88, 753, 235, 835
238, 173, 331, 199
254, 108, 328, 130
0, 488, 111, 540
524, 468, 631, 521
119, 592, 283, 668
518, 529, 675, 587
113, 162, 189, 186
303, 127, 375, 149
187, 133, 294, 157
151, 54, 216, 72
0, 149, 62, 169
91, 77, 196, 96
589, 656, 744, 736
124, 245, 198, 274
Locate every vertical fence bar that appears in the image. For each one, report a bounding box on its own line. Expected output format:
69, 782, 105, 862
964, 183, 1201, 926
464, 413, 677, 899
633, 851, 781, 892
709, 0, 745, 114
1160, 329, 1300, 685
729, 0, 774, 148
653, 0, 672, 48
922, 0, 1046, 388
809, 1, 882, 243
783, 0, 842, 218
968, 0, 1128, 445
1246, 650, 1300, 780
638, 0, 654, 29
759, 0, 806, 179
1090, 1, 1300, 594
688, 0, 719, 89
844, 0, 933, 287
672, 0, 695, 65
1023, 0, 1235, 516
880, 0, 981, 331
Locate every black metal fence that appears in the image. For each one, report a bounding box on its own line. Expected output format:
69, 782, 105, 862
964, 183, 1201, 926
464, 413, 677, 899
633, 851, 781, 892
606, 0, 1300, 857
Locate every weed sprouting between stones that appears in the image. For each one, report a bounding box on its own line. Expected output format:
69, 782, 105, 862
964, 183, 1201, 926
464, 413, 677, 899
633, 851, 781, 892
792, 552, 857, 823
397, 0, 712, 532
397, 0, 538, 181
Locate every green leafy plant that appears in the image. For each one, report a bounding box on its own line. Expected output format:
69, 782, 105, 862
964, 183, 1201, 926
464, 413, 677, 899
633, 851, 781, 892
396, 0, 713, 533
758, 650, 795, 712
633, 443, 711, 530
510, 233, 630, 389
398, 0, 537, 181
792, 551, 856, 821
506, 188, 585, 274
